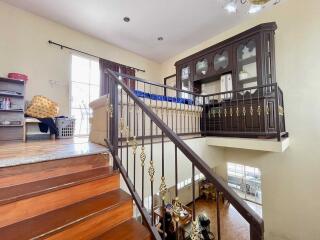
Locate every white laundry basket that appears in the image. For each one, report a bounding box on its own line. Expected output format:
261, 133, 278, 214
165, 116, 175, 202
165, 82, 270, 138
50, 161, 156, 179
55, 117, 75, 139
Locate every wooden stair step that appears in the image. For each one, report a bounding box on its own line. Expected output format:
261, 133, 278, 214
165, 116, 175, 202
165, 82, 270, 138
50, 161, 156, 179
94, 219, 151, 240
0, 153, 109, 188
0, 190, 133, 240
0, 167, 116, 206
0, 167, 120, 228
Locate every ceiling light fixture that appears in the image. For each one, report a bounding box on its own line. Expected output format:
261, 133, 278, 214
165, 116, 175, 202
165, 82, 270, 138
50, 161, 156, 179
224, 0, 237, 13
222, 0, 279, 14
248, 4, 263, 13
123, 17, 130, 22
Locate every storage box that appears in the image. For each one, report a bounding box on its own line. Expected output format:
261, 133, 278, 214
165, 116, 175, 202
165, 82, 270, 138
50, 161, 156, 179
55, 118, 75, 139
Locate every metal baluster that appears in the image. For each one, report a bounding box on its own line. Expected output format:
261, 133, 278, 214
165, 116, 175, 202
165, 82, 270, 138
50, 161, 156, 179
180, 95, 183, 134
184, 97, 186, 133
219, 94, 222, 133
141, 110, 146, 207
242, 91, 246, 133
171, 94, 174, 131
209, 96, 217, 132
192, 164, 196, 220
188, 94, 190, 134
236, 91, 240, 132
126, 93, 129, 176
250, 89, 254, 133
166, 90, 169, 127
133, 102, 137, 191
216, 190, 221, 240
120, 88, 123, 164
258, 86, 262, 133
160, 130, 166, 240
175, 145, 178, 240
202, 96, 206, 135
230, 93, 233, 132
149, 120, 155, 224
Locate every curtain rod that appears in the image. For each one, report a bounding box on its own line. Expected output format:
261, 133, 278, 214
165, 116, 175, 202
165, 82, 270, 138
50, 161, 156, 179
48, 40, 146, 73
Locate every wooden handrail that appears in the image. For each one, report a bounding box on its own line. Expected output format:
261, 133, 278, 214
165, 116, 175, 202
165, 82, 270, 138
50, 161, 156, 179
107, 69, 264, 238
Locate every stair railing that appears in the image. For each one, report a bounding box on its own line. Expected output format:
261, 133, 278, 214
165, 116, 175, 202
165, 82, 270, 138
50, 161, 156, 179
105, 69, 264, 240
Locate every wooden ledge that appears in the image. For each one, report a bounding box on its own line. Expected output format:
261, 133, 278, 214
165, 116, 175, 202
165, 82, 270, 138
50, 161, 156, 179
206, 137, 290, 152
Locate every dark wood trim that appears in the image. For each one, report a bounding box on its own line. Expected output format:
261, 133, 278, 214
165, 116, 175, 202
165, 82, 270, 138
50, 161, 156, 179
175, 22, 277, 66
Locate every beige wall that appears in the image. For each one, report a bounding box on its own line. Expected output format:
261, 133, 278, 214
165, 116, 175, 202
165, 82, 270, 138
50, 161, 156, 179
161, 0, 320, 239
1, 0, 320, 239
0, 1, 161, 115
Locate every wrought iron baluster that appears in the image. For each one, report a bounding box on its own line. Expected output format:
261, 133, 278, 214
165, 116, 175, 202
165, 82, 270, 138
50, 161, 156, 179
216, 189, 221, 240
242, 91, 246, 132
149, 120, 155, 225
133, 102, 137, 191
141, 111, 146, 207
192, 163, 196, 221
171, 95, 174, 131
126, 93, 129, 176
257, 86, 262, 133
250, 89, 254, 133
120, 88, 123, 164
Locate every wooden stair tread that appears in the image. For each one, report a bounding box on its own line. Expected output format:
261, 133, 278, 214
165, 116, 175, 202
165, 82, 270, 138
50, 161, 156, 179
0, 189, 132, 240
94, 219, 151, 240
0, 167, 117, 206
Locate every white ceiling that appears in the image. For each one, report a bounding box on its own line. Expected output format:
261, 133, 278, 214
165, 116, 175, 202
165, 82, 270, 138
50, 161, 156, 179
2, 0, 277, 62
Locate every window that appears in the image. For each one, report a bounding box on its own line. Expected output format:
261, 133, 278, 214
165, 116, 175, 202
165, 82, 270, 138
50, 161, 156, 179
71, 55, 100, 136
227, 162, 262, 205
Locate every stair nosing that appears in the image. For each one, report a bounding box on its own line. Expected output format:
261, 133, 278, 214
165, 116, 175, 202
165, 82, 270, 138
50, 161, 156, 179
0, 189, 132, 240
0, 167, 119, 206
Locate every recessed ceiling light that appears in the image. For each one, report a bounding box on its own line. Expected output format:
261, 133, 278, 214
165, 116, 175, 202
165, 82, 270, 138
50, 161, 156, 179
123, 17, 130, 22
157, 37, 164, 41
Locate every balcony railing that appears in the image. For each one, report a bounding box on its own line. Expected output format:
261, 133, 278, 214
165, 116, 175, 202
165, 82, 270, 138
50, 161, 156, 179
104, 69, 267, 240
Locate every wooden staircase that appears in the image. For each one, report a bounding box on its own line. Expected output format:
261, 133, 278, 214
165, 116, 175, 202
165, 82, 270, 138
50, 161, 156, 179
0, 153, 151, 240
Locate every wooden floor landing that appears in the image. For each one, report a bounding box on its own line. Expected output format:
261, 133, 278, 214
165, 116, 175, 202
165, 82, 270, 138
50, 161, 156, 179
0, 137, 107, 168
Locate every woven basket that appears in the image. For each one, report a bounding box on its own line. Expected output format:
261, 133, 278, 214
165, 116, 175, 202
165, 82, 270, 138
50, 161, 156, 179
26, 95, 59, 118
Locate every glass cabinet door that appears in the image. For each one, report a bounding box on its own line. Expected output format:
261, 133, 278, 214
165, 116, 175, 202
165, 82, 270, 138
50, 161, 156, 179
180, 65, 192, 92
213, 49, 229, 73
194, 55, 210, 81
236, 38, 258, 94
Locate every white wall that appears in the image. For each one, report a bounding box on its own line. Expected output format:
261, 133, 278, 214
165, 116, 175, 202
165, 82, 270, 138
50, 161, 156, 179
0, 1, 161, 115
160, 0, 320, 239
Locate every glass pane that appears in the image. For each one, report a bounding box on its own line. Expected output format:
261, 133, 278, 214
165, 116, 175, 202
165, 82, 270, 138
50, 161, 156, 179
214, 50, 229, 71
181, 66, 190, 80
196, 59, 208, 76
71, 108, 89, 135
71, 82, 90, 109
237, 40, 258, 87
72, 55, 90, 84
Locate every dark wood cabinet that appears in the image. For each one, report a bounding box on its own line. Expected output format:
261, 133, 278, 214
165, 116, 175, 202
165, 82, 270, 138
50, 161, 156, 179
175, 22, 287, 139
175, 22, 277, 93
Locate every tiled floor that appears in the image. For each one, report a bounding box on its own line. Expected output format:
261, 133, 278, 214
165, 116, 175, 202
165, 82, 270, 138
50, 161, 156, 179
192, 198, 262, 240
0, 137, 107, 167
